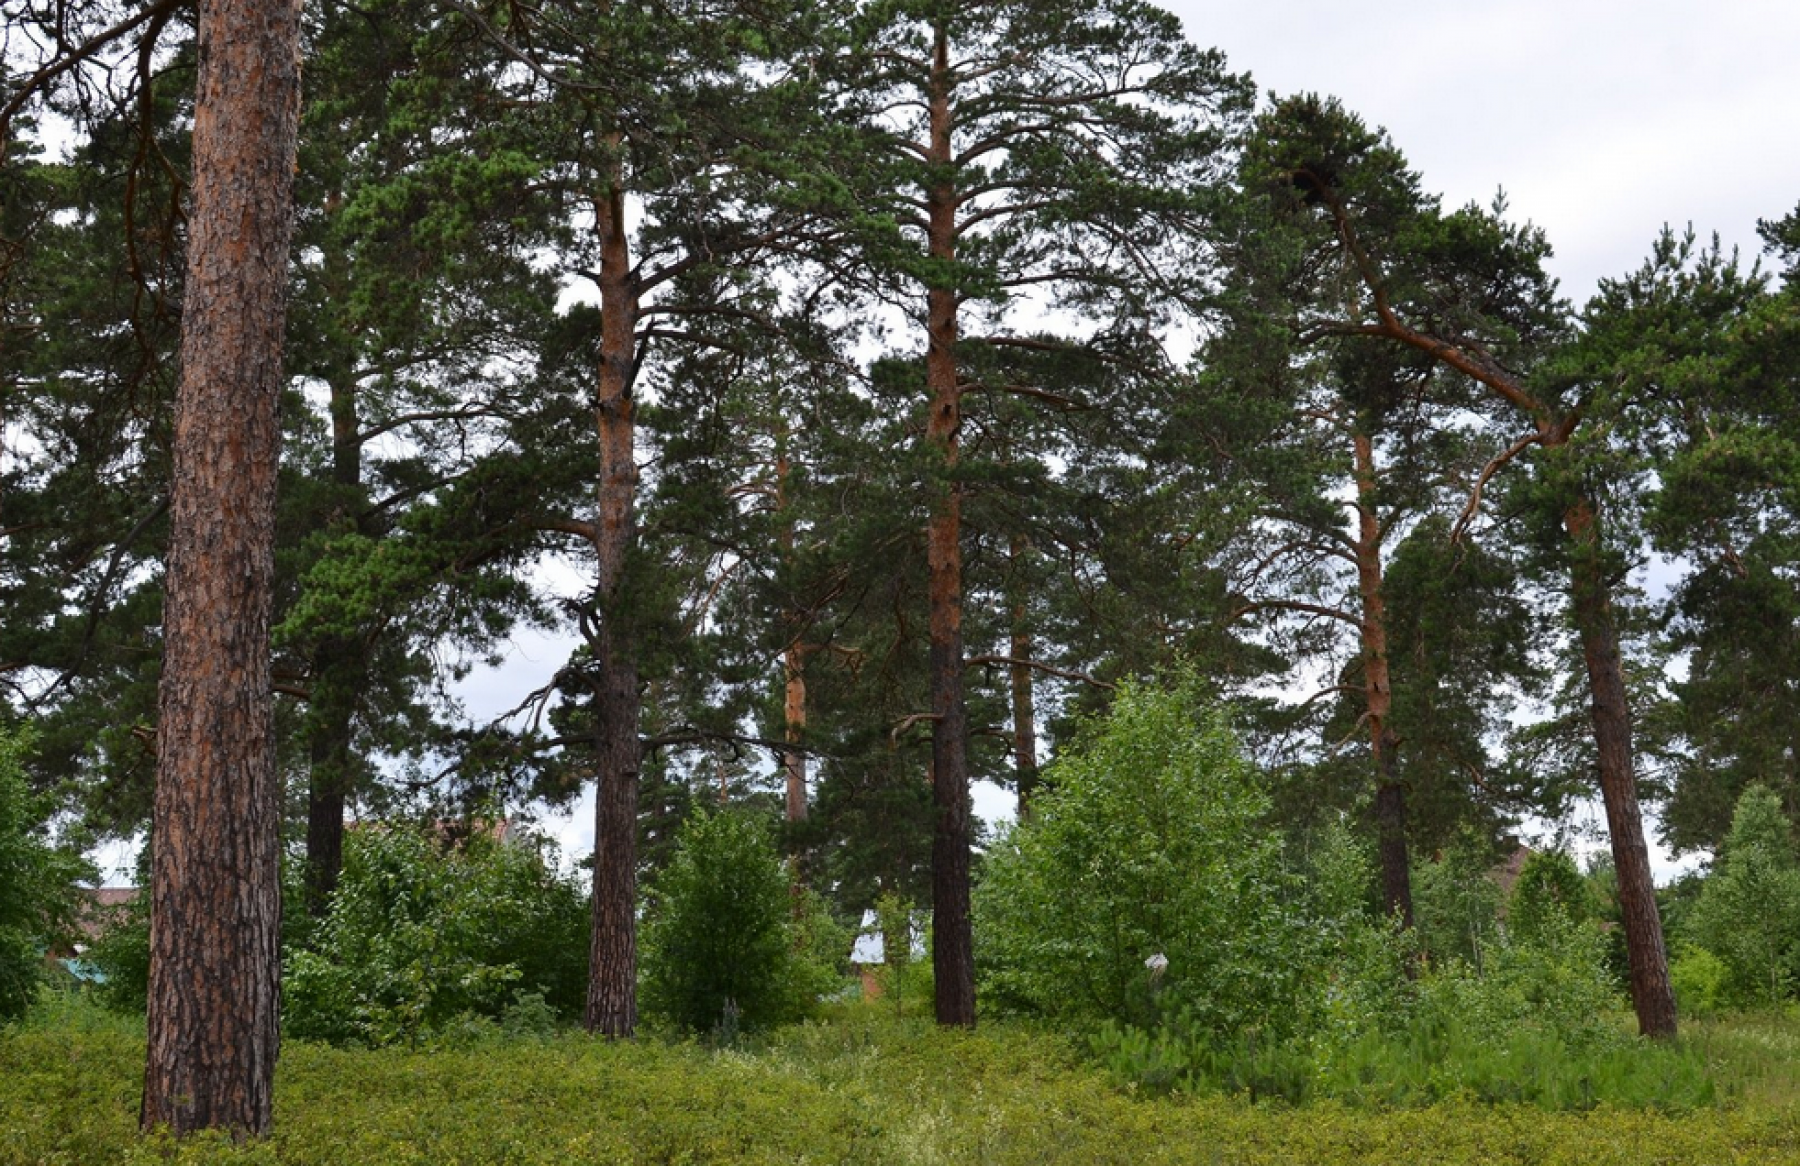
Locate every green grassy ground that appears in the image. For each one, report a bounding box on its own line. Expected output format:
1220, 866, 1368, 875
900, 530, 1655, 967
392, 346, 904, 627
8, 996, 1800, 1164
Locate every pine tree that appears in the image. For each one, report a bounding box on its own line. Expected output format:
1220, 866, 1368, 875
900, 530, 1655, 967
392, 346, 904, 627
817, 0, 1250, 1025
1241, 93, 1676, 1036
141, 0, 302, 1135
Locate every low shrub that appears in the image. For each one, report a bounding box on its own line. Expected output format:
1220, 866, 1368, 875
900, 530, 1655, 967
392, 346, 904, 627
4, 996, 1786, 1165
284, 820, 588, 1046
1670, 944, 1732, 1019
1089, 884, 1710, 1112
0, 724, 90, 1024
975, 677, 1317, 1039
640, 809, 850, 1036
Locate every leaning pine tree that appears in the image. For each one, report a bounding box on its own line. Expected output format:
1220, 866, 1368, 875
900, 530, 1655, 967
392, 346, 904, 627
1243, 94, 1676, 1037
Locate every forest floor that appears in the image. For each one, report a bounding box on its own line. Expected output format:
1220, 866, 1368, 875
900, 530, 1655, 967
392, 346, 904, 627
8, 995, 1800, 1164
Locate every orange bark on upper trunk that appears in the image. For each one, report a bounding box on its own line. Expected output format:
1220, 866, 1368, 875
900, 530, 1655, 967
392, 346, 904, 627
1352, 432, 1413, 930
925, 23, 975, 1028
585, 159, 644, 1038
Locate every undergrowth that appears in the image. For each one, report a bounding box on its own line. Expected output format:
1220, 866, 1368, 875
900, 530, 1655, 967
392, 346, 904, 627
7, 993, 1800, 1164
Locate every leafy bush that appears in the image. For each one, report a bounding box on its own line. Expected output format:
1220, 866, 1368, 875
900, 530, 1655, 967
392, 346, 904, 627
1416, 910, 1624, 1052
640, 809, 848, 1035
1688, 785, 1800, 1006
1301, 822, 1416, 1044
1507, 849, 1596, 945
0, 725, 90, 1023
861, 892, 934, 1018
975, 678, 1316, 1039
83, 889, 150, 1015
1092, 913, 1695, 1110
284, 821, 588, 1046
1411, 836, 1503, 969
1670, 943, 1731, 1018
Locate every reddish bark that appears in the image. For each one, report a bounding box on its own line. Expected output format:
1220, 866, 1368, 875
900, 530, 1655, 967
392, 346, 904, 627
1317, 186, 1678, 1034
1566, 500, 1677, 1037
925, 22, 975, 1028
783, 646, 809, 823
584, 161, 644, 1038
142, 0, 301, 1136
778, 448, 809, 824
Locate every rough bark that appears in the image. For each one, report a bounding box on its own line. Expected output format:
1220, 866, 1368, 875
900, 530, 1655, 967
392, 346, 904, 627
584, 160, 643, 1038
1566, 499, 1677, 1038
142, 0, 300, 1137
925, 22, 975, 1028
303, 714, 349, 917
1372, 767, 1413, 928
1352, 431, 1413, 928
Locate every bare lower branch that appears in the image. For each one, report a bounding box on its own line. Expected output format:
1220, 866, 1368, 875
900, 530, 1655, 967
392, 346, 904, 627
890, 712, 941, 743
1450, 428, 1542, 545
965, 654, 1115, 691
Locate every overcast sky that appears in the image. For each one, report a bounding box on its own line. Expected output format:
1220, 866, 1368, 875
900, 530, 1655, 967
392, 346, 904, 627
1178, 0, 1800, 306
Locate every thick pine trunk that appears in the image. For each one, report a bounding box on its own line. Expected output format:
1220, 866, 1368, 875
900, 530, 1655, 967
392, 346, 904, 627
1352, 432, 1413, 928
1565, 498, 1677, 1038
1373, 762, 1413, 928
142, 0, 300, 1137
925, 24, 975, 1028
584, 169, 643, 1038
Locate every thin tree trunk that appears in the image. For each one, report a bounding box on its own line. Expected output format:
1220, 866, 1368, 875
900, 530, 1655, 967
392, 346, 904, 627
304, 353, 362, 918
925, 22, 975, 1028
1352, 431, 1413, 928
584, 159, 643, 1038
777, 446, 808, 823
1008, 534, 1038, 817
142, 0, 300, 1136
1566, 498, 1677, 1038
303, 711, 350, 917
784, 648, 808, 822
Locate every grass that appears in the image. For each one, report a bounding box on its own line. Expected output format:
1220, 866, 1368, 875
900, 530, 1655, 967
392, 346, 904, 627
8, 993, 1800, 1164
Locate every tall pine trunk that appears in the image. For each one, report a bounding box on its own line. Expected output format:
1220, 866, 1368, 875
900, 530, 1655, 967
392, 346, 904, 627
1352, 432, 1413, 928
303, 707, 350, 917
924, 23, 975, 1028
783, 647, 809, 822
1565, 497, 1677, 1037
584, 163, 643, 1037
142, 0, 301, 1136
